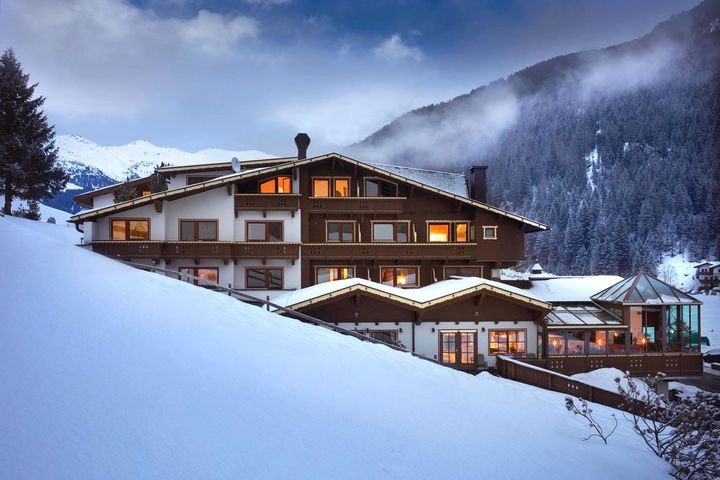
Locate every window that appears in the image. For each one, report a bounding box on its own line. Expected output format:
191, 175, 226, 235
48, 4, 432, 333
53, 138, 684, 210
313, 178, 350, 197
380, 267, 418, 287
316, 266, 355, 284
180, 220, 218, 241
327, 222, 354, 242
372, 222, 409, 242
482, 226, 497, 240
141, 190, 152, 196
246, 221, 283, 242
428, 222, 470, 242
364, 178, 397, 197
489, 330, 526, 355
548, 331, 566, 356
440, 330, 477, 368
259, 176, 292, 193
367, 330, 398, 344
178, 267, 219, 286
111, 219, 150, 240
246, 268, 283, 289
186, 176, 216, 185
444, 266, 484, 278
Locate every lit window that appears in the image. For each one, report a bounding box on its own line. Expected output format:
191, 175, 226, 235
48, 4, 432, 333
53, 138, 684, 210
489, 330, 526, 355
313, 179, 330, 197
246, 221, 283, 242
365, 178, 397, 197
179, 267, 219, 286
313, 178, 350, 197
180, 220, 218, 241
482, 226, 497, 240
259, 176, 291, 193
428, 223, 450, 242
440, 330, 477, 367
372, 222, 408, 242
380, 267, 418, 287
327, 222, 354, 242
111, 219, 150, 241
246, 268, 283, 289
316, 267, 355, 284
141, 190, 152, 196
428, 222, 470, 242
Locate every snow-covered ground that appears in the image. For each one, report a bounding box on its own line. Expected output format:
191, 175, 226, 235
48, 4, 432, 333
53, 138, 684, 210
11, 198, 73, 224
699, 292, 720, 350
658, 253, 700, 291
0, 216, 671, 479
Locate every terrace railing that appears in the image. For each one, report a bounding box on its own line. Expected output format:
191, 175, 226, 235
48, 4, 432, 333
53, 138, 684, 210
302, 242, 475, 260
90, 241, 300, 260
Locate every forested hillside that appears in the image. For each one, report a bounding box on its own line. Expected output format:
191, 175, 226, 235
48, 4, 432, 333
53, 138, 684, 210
351, 0, 720, 276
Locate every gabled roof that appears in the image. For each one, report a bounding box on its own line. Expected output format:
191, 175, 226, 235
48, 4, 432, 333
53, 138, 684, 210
368, 163, 469, 198
591, 272, 702, 306
73, 175, 155, 208
271, 277, 552, 312
69, 153, 548, 231
155, 157, 297, 174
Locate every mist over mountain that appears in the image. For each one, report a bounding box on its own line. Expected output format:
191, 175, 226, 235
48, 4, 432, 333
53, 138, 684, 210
47, 135, 273, 213
350, 0, 720, 276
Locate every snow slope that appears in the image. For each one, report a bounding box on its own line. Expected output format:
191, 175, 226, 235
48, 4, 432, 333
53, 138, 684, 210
699, 293, 720, 349
11, 199, 72, 224
0, 217, 670, 479
57, 134, 276, 181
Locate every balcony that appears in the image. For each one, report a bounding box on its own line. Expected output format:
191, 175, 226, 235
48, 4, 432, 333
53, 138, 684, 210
235, 194, 300, 217
90, 241, 300, 261
302, 242, 476, 260
308, 196, 405, 214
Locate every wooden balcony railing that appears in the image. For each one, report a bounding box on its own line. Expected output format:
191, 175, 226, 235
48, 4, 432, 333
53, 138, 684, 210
308, 196, 405, 213
302, 242, 476, 260
90, 241, 300, 260
235, 194, 300, 216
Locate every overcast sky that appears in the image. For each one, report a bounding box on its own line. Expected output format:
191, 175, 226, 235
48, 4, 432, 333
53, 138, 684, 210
0, 0, 698, 155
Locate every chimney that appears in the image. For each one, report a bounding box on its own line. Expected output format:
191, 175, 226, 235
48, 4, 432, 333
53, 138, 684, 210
294, 133, 310, 160
467, 165, 487, 203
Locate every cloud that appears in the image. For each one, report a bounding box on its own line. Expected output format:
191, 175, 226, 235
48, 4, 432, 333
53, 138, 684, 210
373, 34, 423, 62
0, 0, 258, 116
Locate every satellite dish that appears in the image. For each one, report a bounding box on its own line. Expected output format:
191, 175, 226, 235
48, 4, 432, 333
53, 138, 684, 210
231, 157, 241, 173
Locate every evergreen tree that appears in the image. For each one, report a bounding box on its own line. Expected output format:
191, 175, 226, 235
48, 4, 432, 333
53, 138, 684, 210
0, 49, 66, 214
114, 178, 138, 203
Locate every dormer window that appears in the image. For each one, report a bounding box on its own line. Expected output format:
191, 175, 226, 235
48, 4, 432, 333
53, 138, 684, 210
259, 176, 291, 193
364, 178, 397, 197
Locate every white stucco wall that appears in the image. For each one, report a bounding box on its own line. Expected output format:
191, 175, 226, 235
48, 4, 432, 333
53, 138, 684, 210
343, 321, 538, 368
164, 187, 234, 241
92, 204, 165, 241
165, 171, 234, 191
92, 193, 117, 209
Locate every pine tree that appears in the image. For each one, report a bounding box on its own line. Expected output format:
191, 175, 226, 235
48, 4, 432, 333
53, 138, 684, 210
0, 49, 66, 215
114, 178, 138, 203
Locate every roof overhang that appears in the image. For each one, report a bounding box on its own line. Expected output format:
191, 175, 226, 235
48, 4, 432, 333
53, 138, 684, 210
73, 175, 154, 208
70, 153, 548, 231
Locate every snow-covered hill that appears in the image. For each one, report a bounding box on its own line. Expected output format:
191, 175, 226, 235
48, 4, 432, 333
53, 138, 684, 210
48, 135, 276, 213
0, 216, 670, 479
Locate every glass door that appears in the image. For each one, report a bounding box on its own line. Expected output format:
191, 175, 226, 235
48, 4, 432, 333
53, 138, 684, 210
440, 330, 477, 370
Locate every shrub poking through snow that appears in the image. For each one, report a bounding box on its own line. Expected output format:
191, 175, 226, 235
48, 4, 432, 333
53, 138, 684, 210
565, 396, 617, 444
614, 372, 720, 480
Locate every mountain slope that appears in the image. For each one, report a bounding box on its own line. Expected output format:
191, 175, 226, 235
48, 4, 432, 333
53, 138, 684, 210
0, 216, 670, 479
48, 135, 275, 213
351, 0, 720, 276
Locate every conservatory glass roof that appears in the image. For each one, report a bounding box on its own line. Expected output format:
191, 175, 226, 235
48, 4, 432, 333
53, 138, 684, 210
590, 273, 701, 305
546, 304, 625, 328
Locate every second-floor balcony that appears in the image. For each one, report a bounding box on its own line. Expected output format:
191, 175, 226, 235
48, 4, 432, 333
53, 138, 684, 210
302, 242, 476, 260
308, 196, 405, 213
235, 194, 301, 217
89, 241, 300, 261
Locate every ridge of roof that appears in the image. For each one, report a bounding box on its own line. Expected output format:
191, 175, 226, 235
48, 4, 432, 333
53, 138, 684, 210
369, 162, 466, 177
69, 152, 547, 230
271, 277, 552, 312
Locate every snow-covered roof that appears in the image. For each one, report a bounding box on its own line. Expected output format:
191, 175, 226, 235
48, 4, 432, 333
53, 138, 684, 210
591, 273, 702, 305
70, 153, 547, 231
272, 276, 550, 312
525, 275, 624, 303
369, 163, 469, 198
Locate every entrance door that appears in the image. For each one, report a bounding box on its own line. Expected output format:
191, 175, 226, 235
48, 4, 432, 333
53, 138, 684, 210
440, 330, 477, 370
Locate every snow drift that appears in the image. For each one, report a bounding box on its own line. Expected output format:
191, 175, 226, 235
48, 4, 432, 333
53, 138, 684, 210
0, 216, 670, 479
